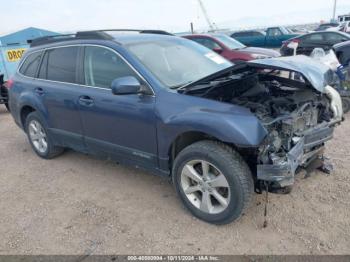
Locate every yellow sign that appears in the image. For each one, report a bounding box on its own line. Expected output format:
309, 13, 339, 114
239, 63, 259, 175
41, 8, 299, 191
6, 48, 26, 62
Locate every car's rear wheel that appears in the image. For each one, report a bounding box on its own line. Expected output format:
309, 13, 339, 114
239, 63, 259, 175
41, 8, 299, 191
25, 112, 64, 159
172, 140, 254, 225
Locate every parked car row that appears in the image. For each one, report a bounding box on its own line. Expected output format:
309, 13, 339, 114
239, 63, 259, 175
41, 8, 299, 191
314, 21, 350, 33
280, 31, 350, 57
230, 26, 298, 48
183, 33, 280, 62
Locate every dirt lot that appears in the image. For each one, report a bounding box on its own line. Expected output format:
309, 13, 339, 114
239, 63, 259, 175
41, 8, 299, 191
0, 105, 349, 255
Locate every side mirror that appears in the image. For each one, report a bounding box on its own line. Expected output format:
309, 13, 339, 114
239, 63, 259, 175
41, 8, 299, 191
111, 76, 141, 95
213, 47, 223, 54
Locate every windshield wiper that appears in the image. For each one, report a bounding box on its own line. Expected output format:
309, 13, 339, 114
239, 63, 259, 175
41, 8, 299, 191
180, 77, 236, 94
170, 80, 194, 89
177, 65, 238, 91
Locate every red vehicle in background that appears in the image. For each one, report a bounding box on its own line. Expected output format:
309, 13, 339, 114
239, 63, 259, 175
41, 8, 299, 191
183, 33, 280, 63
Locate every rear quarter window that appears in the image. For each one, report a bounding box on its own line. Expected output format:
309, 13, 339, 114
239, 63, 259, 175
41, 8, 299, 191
19, 51, 43, 77
38, 46, 79, 83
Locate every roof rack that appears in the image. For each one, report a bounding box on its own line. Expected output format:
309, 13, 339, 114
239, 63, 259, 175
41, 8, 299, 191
29, 34, 76, 47
29, 29, 174, 47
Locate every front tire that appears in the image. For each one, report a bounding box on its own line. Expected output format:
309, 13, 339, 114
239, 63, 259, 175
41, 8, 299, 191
25, 112, 64, 159
172, 140, 254, 225
342, 97, 350, 114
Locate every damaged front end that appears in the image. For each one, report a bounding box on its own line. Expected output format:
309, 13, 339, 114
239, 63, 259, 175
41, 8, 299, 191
181, 55, 343, 188
256, 95, 337, 187
249, 56, 343, 187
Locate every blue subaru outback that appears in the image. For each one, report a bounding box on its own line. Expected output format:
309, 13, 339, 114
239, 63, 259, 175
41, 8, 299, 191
8, 30, 343, 224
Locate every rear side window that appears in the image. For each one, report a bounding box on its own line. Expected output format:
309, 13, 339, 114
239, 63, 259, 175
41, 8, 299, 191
19, 52, 42, 77
83, 46, 137, 88
303, 33, 324, 42
38, 46, 78, 83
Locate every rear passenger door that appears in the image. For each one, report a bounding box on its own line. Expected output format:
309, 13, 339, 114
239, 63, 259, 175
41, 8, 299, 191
36, 46, 85, 151
78, 45, 158, 169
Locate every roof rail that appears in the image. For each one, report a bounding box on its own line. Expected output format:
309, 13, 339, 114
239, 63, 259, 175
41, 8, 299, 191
29, 34, 76, 47
29, 29, 174, 47
90, 29, 174, 35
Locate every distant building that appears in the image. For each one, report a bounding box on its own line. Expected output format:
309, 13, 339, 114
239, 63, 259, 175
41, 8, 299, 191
0, 27, 58, 80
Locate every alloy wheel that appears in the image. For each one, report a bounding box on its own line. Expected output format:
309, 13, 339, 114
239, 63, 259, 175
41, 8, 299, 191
180, 160, 230, 214
28, 120, 48, 153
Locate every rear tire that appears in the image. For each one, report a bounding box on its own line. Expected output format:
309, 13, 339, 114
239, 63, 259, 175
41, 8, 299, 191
25, 112, 64, 159
172, 140, 254, 225
4, 102, 9, 111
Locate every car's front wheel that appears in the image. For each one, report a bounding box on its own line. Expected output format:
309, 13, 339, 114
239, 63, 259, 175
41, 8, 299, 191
342, 97, 350, 114
173, 140, 254, 225
25, 112, 64, 159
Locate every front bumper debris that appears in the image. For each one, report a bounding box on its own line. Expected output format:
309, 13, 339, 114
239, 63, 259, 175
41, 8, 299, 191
257, 125, 334, 187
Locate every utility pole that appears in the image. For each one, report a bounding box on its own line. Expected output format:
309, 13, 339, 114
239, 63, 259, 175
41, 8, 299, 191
197, 0, 218, 32
332, 0, 337, 21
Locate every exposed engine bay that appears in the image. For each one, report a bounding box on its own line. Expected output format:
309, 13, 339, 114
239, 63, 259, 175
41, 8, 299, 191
181, 65, 342, 187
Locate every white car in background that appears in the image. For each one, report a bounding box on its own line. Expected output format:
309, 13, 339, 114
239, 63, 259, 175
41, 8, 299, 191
341, 21, 350, 33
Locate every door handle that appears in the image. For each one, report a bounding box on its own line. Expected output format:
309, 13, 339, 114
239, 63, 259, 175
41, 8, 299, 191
79, 95, 94, 106
35, 87, 45, 95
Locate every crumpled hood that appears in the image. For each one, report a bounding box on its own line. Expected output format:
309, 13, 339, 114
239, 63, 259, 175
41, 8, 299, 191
247, 55, 334, 93
240, 47, 281, 58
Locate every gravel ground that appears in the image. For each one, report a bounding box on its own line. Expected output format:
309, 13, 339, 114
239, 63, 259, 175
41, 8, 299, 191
0, 105, 349, 255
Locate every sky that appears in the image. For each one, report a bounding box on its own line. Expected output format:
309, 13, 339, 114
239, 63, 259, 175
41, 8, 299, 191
0, 0, 350, 35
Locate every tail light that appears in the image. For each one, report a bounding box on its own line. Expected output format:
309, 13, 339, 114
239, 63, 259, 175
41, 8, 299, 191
4, 79, 14, 89
291, 39, 301, 44
283, 38, 300, 47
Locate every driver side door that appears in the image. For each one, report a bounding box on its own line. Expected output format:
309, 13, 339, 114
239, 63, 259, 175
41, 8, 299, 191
78, 45, 158, 169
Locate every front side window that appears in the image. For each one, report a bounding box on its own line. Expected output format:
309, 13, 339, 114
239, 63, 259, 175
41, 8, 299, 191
39, 46, 78, 83
19, 51, 42, 77
84, 46, 137, 88
324, 33, 348, 43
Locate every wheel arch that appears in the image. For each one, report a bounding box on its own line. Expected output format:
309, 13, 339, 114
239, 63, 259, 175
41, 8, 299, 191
168, 131, 236, 170
20, 105, 36, 129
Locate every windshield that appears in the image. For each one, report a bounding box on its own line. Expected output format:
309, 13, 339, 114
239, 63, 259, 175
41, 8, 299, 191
213, 34, 246, 49
125, 38, 232, 88
278, 27, 290, 34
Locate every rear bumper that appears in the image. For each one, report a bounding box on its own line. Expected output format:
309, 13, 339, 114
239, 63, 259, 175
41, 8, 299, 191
257, 125, 334, 187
